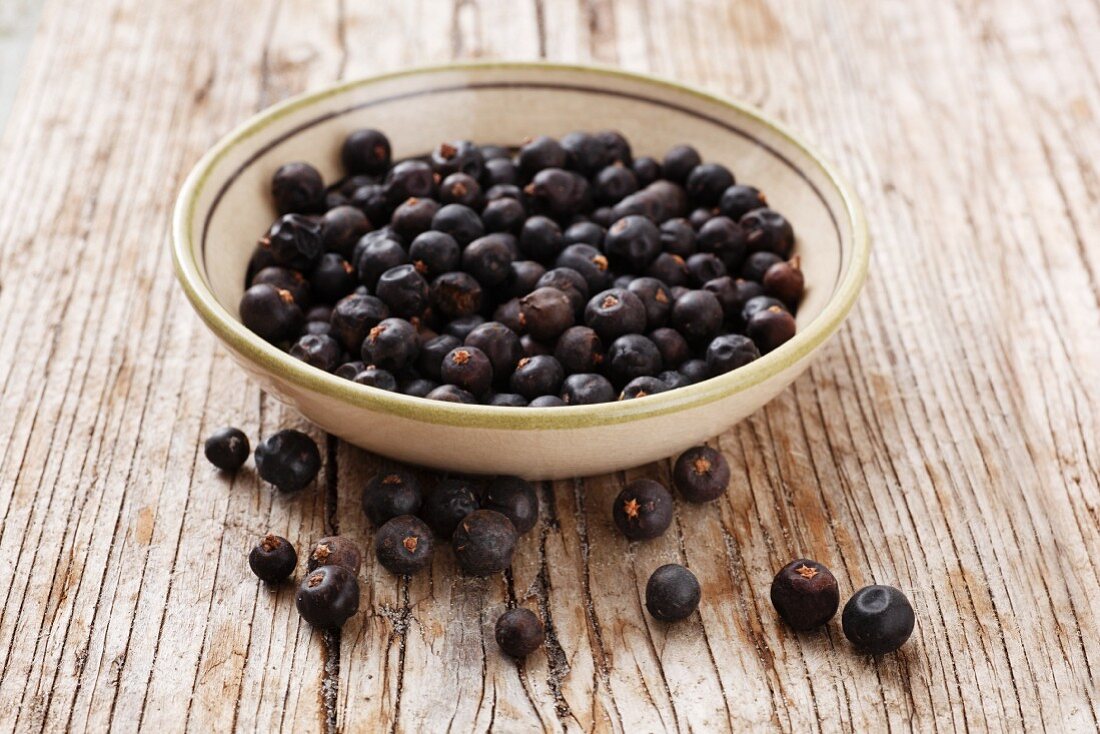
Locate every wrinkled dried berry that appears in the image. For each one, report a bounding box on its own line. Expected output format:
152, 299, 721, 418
307, 536, 362, 574
375, 515, 434, 575
272, 162, 323, 215
495, 608, 545, 658
607, 334, 663, 386
330, 293, 388, 352
520, 287, 575, 342
706, 333, 760, 376
453, 509, 517, 576
290, 333, 342, 372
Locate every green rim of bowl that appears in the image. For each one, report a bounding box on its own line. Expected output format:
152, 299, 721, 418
171, 61, 870, 430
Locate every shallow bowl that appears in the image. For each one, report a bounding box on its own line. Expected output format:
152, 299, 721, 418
172, 62, 869, 479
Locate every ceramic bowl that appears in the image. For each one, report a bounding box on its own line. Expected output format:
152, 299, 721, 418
172, 62, 869, 479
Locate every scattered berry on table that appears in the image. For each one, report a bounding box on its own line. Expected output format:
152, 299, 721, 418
362, 470, 423, 526
481, 476, 539, 534
204, 426, 250, 472
307, 536, 362, 574
770, 559, 840, 631
645, 564, 701, 621
612, 479, 674, 540
296, 565, 360, 628
421, 478, 481, 538
375, 515, 434, 575
452, 509, 518, 577
254, 429, 321, 492
842, 585, 915, 654
495, 608, 545, 658
248, 533, 297, 583
672, 445, 731, 502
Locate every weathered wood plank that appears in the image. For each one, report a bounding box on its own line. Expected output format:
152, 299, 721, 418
0, 0, 1097, 731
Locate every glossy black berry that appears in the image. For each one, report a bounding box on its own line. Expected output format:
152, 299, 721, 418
387, 197, 436, 242
296, 565, 360, 628
350, 183, 390, 225
670, 289, 723, 344
593, 165, 639, 206
584, 288, 646, 342
251, 266, 310, 307
465, 321, 522, 383
361, 317, 419, 371
649, 327, 690, 369
842, 585, 915, 654
444, 314, 487, 341
255, 429, 321, 492
620, 376, 668, 400
321, 205, 371, 258
431, 140, 484, 180
561, 131, 610, 176
375, 264, 429, 318
626, 277, 673, 330
510, 355, 565, 400
400, 377, 438, 397
525, 168, 589, 219
536, 268, 589, 316
718, 184, 767, 220
417, 334, 462, 381
375, 515, 434, 575
290, 333, 342, 372
673, 445, 730, 502
486, 183, 523, 203
645, 564, 701, 621
362, 470, 423, 527
272, 161, 323, 214
483, 157, 519, 187
659, 370, 691, 389
604, 215, 660, 271
706, 333, 760, 376
353, 366, 397, 391
607, 334, 663, 386
679, 358, 709, 384
463, 234, 516, 286
426, 384, 477, 403
646, 252, 689, 288
560, 372, 616, 405
555, 243, 610, 293
407, 231, 460, 280
432, 203, 484, 246
520, 287, 575, 342
517, 135, 567, 179
657, 218, 696, 257
421, 479, 481, 537
441, 346, 493, 396
689, 206, 717, 230
488, 392, 528, 407
740, 208, 795, 258
495, 608, 545, 658
770, 559, 840, 631
529, 395, 564, 407
240, 284, 304, 343
631, 156, 662, 187
330, 293, 388, 352
310, 253, 357, 303
554, 326, 604, 374
504, 260, 547, 299
740, 251, 784, 283
385, 159, 436, 205
612, 479, 673, 540
662, 145, 702, 184
452, 509, 517, 576
335, 360, 365, 380
562, 220, 606, 246
746, 306, 797, 353
204, 427, 250, 472
307, 536, 362, 574
355, 234, 408, 289
697, 216, 746, 270
518, 215, 564, 263
685, 252, 727, 286
261, 214, 324, 271
342, 128, 391, 175
482, 197, 527, 235
685, 163, 735, 206
247, 533, 298, 588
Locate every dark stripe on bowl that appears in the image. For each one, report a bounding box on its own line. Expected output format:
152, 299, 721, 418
202, 80, 844, 292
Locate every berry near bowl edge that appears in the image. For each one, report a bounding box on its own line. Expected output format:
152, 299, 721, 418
171, 61, 870, 479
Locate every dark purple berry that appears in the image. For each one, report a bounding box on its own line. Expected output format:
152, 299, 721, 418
255, 429, 321, 492
662, 145, 702, 183
670, 290, 723, 344
240, 284, 304, 343
495, 608, 545, 657
612, 479, 673, 540
718, 184, 767, 220
645, 564, 700, 621
555, 244, 611, 293
463, 234, 516, 286
673, 445, 730, 502
361, 317, 419, 371
466, 321, 522, 382
342, 129, 391, 175
272, 162, 323, 214
433, 203, 484, 246
307, 536, 362, 574
362, 470, 423, 526
740, 251, 784, 283
430, 271, 483, 320
607, 334, 663, 386
418, 334, 462, 381
310, 253, 357, 303
584, 288, 646, 342
520, 287, 575, 342
706, 333, 760, 376
375, 515, 434, 575
385, 159, 436, 205
626, 277, 674, 330
510, 355, 565, 400
426, 384, 477, 403
321, 205, 371, 258
649, 327, 690, 369
452, 510, 517, 577
746, 306, 797, 353
330, 293, 388, 352
740, 208, 795, 258
375, 264, 429, 318
770, 559, 840, 631
763, 256, 804, 308
353, 366, 398, 391
289, 333, 342, 372
620, 376, 668, 400
296, 565, 359, 628
604, 215, 660, 271
554, 326, 604, 373
204, 427, 250, 472
431, 140, 484, 180
421, 479, 481, 538
842, 585, 915, 654
260, 214, 324, 270
482, 476, 538, 534
249, 533, 297, 583
560, 372, 616, 405
685, 163, 735, 206
441, 346, 493, 396
517, 135, 567, 178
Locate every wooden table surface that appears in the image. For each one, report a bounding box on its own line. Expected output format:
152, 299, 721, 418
2, 0, 1098, 731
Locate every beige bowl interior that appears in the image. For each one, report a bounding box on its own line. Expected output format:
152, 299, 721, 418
175, 63, 866, 478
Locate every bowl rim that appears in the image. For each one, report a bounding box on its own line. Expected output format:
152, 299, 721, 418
171, 60, 870, 431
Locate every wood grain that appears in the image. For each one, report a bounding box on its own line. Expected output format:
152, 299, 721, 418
1, 0, 1098, 731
